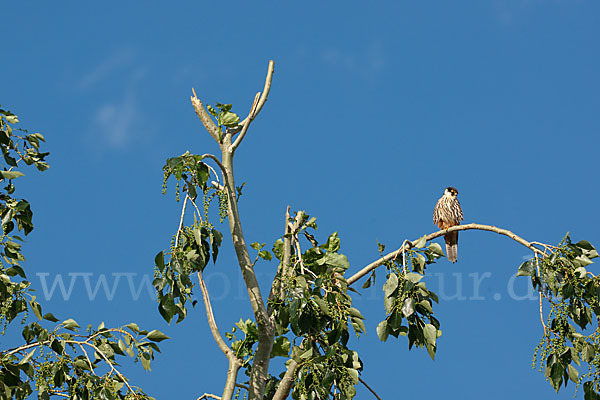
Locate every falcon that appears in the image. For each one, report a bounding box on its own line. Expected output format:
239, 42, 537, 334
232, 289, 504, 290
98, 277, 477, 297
433, 187, 464, 263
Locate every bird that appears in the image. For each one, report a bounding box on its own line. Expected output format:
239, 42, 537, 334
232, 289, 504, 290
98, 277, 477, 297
433, 187, 464, 263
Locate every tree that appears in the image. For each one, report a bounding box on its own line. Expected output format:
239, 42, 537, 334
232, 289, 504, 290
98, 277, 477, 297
0, 105, 168, 399
155, 60, 600, 400
1, 60, 598, 400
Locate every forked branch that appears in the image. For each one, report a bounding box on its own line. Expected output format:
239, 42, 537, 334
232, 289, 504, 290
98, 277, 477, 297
232, 60, 275, 151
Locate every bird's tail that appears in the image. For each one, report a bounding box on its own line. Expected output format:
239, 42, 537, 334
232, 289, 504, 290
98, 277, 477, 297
444, 231, 459, 263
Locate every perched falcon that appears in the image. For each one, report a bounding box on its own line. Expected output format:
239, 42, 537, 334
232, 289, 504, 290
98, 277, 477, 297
433, 187, 464, 263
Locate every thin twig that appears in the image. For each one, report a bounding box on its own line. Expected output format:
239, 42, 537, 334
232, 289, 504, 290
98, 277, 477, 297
535, 252, 547, 336
201, 153, 227, 178
174, 196, 189, 247
76, 343, 96, 375
232, 60, 275, 151
347, 223, 546, 286
68, 340, 137, 395
359, 377, 382, 400
188, 196, 203, 222
400, 239, 410, 274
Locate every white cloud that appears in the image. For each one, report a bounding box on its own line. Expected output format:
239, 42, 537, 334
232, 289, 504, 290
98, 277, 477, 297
321, 41, 386, 77
79, 48, 135, 90
92, 90, 139, 149
80, 49, 150, 150
492, 0, 574, 25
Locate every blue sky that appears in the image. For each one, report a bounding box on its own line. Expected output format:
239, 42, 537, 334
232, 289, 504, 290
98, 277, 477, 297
3, 1, 599, 399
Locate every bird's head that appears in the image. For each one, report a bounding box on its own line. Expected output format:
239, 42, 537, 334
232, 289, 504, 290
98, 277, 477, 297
444, 187, 459, 197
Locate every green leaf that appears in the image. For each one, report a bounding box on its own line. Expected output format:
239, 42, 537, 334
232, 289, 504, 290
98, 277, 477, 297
576, 240, 595, 251
43, 313, 59, 322
347, 368, 359, 384
18, 349, 36, 365
272, 239, 284, 260
313, 297, 330, 316
300, 347, 313, 360
517, 259, 536, 277
582, 343, 595, 362
401, 298, 415, 317
141, 351, 152, 371
124, 322, 140, 334
574, 256, 593, 268
406, 272, 423, 283
73, 359, 92, 371
413, 253, 426, 273
258, 250, 272, 261
362, 276, 372, 289
250, 242, 261, 251
164, 297, 182, 324
270, 336, 291, 358
1, 170, 25, 179
206, 104, 218, 118
423, 324, 437, 346
426, 343, 437, 360
418, 300, 433, 314
155, 251, 165, 273
383, 273, 398, 297
211, 228, 223, 263
427, 242, 445, 257
324, 232, 341, 253
413, 235, 427, 248
221, 111, 240, 127
376, 320, 389, 342
145, 330, 170, 342
29, 299, 42, 320
567, 364, 579, 383
61, 319, 80, 331
5, 115, 19, 123
348, 307, 364, 320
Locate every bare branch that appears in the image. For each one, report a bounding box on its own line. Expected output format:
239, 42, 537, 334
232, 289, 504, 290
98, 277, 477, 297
191, 88, 221, 142
222, 357, 242, 400
197, 271, 237, 360
174, 196, 189, 246
198, 271, 242, 400
271, 359, 299, 400
232, 60, 275, 151
197, 394, 221, 400
359, 377, 382, 400
252, 60, 275, 119
201, 153, 226, 178
347, 223, 546, 286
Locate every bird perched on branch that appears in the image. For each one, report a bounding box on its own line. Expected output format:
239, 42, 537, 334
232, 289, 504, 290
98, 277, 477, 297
433, 187, 464, 263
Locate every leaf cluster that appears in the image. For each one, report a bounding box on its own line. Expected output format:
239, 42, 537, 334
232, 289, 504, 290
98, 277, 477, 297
0, 105, 165, 399
157, 152, 228, 324
162, 151, 210, 201
375, 238, 444, 360
518, 235, 600, 398
266, 218, 365, 400
1, 317, 166, 400
206, 103, 240, 131
154, 225, 222, 324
